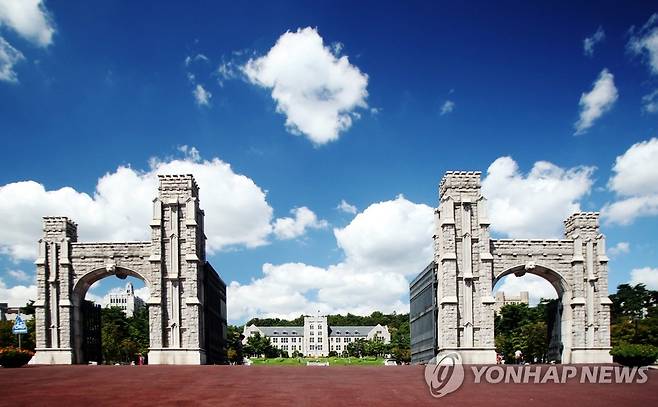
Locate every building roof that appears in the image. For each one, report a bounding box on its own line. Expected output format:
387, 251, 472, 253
250, 325, 381, 337
328, 326, 377, 337
258, 326, 303, 337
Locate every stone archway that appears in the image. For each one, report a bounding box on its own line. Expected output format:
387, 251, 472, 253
32, 175, 227, 365
411, 171, 612, 364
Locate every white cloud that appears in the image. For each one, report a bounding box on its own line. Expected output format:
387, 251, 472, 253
495, 274, 558, 306
630, 267, 658, 290
273, 206, 328, 240
217, 60, 238, 85
228, 195, 434, 322
242, 27, 369, 145
177, 145, 201, 162
574, 69, 618, 135
193, 84, 212, 106
0, 149, 274, 261
7, 269, 31, 282
0, 277, 36, 307
608, 242, 630, 257
0, 36, 22, 82
134, 286, 150, 302
628, 14, 658, 75
642, 89, 658, 114
602, 138, 658, 225
482, 156, 595, 238
583, 26, 605, 57
0, 0, 55, 47
440, 100, 455, 115
336, 199, 357, 214
607, 138, 658, 195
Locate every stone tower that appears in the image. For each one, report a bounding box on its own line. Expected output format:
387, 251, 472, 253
434, 171, 497, 363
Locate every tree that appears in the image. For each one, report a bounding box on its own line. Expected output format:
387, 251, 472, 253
346, 338, 367, 357
243, 332, 278, 357
494, 303, 550, 363
226, 325, 244, 364
127, 307, 149, 354
0, 302, 37, 351
101, 307, 130, 363
610, 283, 658, 347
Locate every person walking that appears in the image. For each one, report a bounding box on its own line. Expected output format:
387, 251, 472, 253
514, 349, 523, 365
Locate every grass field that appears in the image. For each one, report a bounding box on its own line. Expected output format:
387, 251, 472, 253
248, 356, 387, 366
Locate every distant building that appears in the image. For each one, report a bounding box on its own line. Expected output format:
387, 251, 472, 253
0, 303, 34, 321
493, 291, 529, 314
242, 315, 391, 357
101, 282, 145, 317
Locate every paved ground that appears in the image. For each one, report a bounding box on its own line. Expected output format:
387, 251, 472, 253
1, 365, 657, 406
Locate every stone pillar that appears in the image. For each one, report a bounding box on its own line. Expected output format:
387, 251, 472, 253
563, 213, 612, 363
435, 172, 496, 364
32, 217, 77, 364
148, 175, 206, 365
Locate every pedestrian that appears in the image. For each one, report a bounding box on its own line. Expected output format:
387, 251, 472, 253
514, 349, 522, 365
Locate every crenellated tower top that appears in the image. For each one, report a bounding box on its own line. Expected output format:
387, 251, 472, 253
564, 212, 600, 240
439, 171, 482, 199
42, 216, 78, 242
157, 174, 199, 201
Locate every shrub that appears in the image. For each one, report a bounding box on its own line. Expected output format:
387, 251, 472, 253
610, 343, 658, 367
0, 347, 34, 368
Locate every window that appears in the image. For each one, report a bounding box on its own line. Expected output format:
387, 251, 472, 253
310, 331, 314, 336
272, 337, 278, 343
317, 345, 322, 350
310, 345, 315, 350
310, 337, 314, 343
331, 345, 334, 351
318, 325, 322, 330
310, 324, 314, 329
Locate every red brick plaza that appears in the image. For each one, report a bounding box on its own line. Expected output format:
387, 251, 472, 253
1, 365, 657, 406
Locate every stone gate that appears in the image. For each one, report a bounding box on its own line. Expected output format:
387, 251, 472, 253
410, 171, 612, 364
32, 175, 227, 365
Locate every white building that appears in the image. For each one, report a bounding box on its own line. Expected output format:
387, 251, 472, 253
243, 315, 391, 357
493, 291, 529, 314
101, 282, 145, 317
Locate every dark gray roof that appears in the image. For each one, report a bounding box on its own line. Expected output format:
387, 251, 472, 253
258, 326, 303, 337
328, 326, 377, 337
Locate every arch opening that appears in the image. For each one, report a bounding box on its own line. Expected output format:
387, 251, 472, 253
492, 264, 570, 364
71, 267, 151, 365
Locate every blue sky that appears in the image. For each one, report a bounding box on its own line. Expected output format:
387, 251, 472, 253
1, 1, 657, 323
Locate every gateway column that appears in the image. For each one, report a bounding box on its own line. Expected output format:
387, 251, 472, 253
435, 172, 496, 364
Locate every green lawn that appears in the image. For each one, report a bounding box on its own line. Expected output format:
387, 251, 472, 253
248, 356, 387, 366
